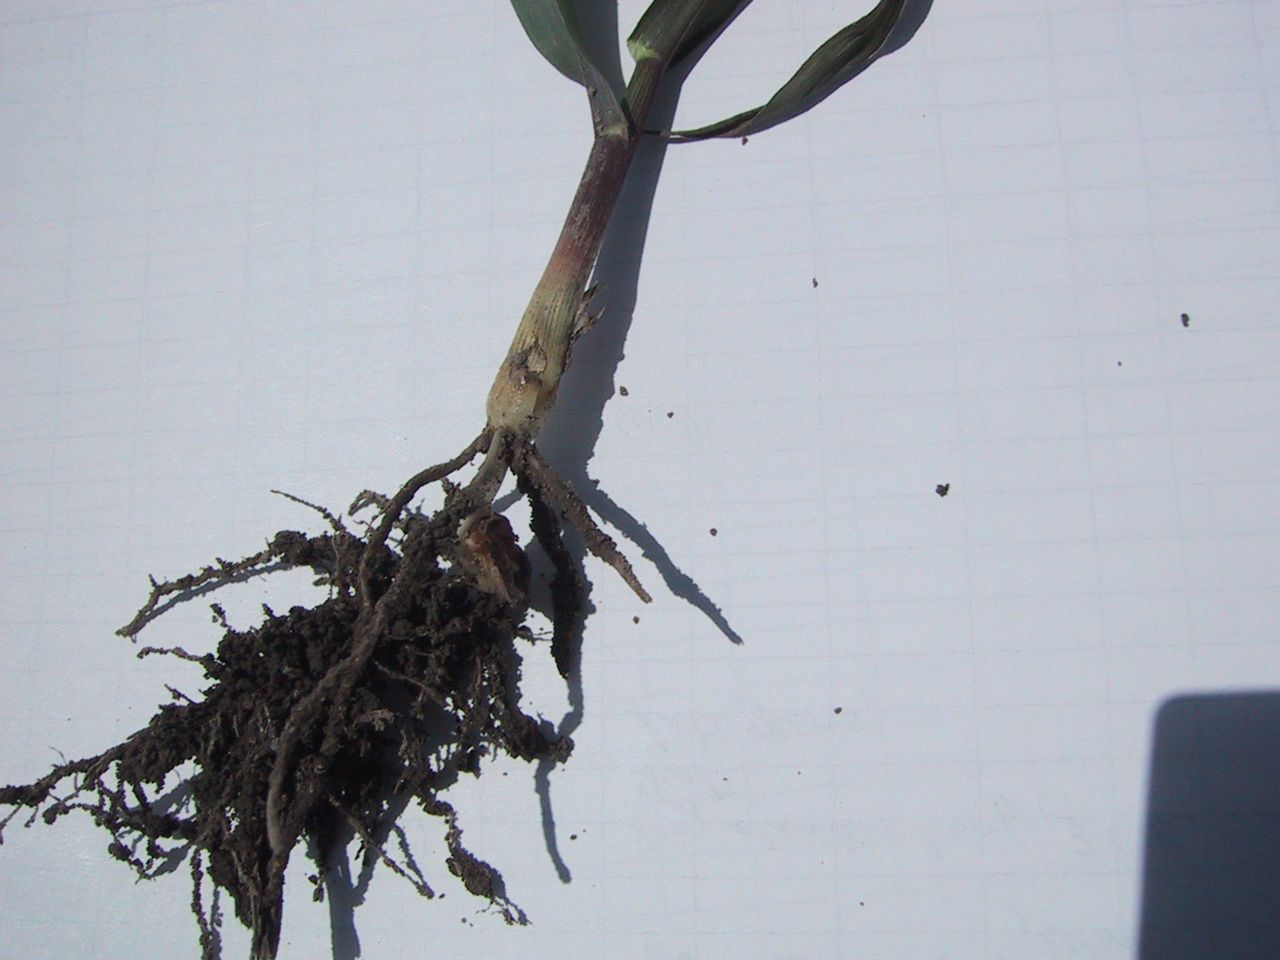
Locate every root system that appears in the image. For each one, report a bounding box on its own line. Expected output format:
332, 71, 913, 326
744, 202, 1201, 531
0, 431, 626, 959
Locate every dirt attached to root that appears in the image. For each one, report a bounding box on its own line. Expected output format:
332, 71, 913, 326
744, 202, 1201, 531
0, 474, 585, 960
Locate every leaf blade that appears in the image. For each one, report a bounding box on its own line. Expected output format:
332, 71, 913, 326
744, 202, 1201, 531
509, 0, 625, 132
670, 0, 907, 141
509, 0, 592, 83
627, 0, 753, 64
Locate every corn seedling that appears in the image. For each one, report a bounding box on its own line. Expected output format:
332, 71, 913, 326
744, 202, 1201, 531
1, 2, 911, 957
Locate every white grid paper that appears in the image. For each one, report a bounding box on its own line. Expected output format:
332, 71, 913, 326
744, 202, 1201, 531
1, 2, 1278, 958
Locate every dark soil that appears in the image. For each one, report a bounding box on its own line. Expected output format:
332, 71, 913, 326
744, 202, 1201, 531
0, 448, 590, 959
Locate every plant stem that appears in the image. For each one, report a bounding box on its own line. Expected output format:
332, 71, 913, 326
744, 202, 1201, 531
485, 57, 666, 440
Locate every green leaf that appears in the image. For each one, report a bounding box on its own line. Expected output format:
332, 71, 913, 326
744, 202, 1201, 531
627, 0, 753, 65
669, 0, 907, 141
509, 0, 625, 131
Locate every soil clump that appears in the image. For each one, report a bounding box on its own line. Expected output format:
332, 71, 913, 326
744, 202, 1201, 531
1, 466, 585, 959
